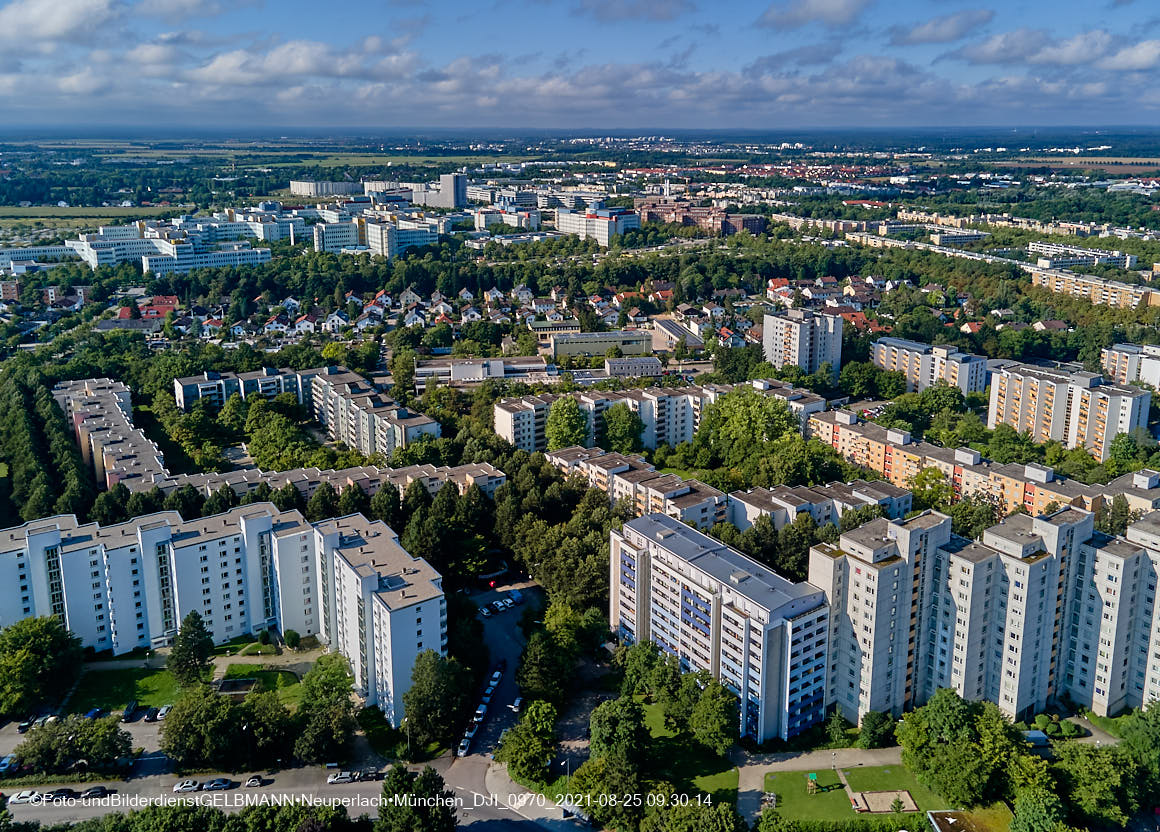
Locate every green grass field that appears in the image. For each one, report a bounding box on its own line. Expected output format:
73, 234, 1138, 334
842, 765, 948, 811
642, 702, 738, 803
0, 206, 175, 218
763, 770, 853, 820
222, 664, 302, 708
66, 668, 182, 712
239, 641, 278, 656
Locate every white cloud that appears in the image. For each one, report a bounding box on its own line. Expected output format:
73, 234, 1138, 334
889, 9, 993, 45
757, 0, 870, 29
1100, 39, 1160, 70
188, 39, 414, 86
574, 0, 694, 21
1027, 29, 1112, 65
947, 28, 1049, 64
0, 0, 119, 42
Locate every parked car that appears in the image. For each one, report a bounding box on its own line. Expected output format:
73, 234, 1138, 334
482, 684, 495, 704
491, 600, 505, 613
490, 670, 502, 686
502, 598, 515, 610
158, 705, 172, 720
121, 702, 137, 722
244, 776, 263, 788
32, 716, 49, 729
356, 770, 379, 782
480, 606, 492, 618
172, 780, 199, 793
84, 709, 102, 720
9, 790, 39, 805
457, 738, 471, 758
465, 722, 479, 740
81, 786, 110, 799
473, 704, 487, 723
509, 589, 523, 605
46, 788, 80, 802
510, 697, 523, 714
203, 779, 231, 791
326, 771, 355, 784
0, 755, 16, 775
144, 707, 159, 723
16, 718, 32, 733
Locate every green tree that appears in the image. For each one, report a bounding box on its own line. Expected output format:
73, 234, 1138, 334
377, 764, 456, 832
690, 680, 738, 755
167, 610, 213, 686
601, 402, 645, 454
337, 484, 370, 517
910, 467, 952, 511
1011, 789, 1065, 832
0, 616, 83, 716
857, 710, 896, 749
545, 397, 589, 450
160, 685, 238, 769
589, 697, 649, 770
516, 630, 572, 705
306, 482, 340, 521
14, 714, 131, 773
402, 650, 471, 748
295, 654, 357, 763
1053, 743, 1141, 828
497, 700, 558, 782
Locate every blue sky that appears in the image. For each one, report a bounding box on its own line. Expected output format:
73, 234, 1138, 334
1, 0, 1159, 129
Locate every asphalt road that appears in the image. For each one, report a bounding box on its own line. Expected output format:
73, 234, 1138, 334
4, 581, 542, 830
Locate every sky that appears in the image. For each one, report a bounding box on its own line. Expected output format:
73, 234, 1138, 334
1, 0, 1160, 131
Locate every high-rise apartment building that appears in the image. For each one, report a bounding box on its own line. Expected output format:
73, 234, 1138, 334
1101, 343, 1160, 387
987, 364, 1150, 462
763, 309, 844, 379
871, 337, 987, 394
0, 504, 443, 724
610, 513, 829, 741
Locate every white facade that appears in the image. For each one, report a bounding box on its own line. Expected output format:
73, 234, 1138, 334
763, 309, 844, 379
611, 514, 829, 741
555, 208, 640, 245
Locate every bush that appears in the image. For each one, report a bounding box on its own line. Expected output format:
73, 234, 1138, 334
1044, 722, 1062, 737
757, 809, 928, 832
283, 630, 300, 649
258, 629, 271, 646
1033, 714, 1051, 731
1059, 720, 1082, 738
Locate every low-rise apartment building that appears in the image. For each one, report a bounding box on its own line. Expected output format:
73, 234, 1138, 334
173, 367, 319, 410
308, 366, 440, 457
610, 513, 829, 741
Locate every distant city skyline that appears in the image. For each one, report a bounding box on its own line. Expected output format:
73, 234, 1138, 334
0, 0, 1158, 128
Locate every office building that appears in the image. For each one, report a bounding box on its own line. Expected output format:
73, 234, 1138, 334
987, 364, 1150, 462
366, 221, 439, 260
550, 330, 652, 358
0, 503, 443, 725
412, 357, 559, 391
0, 245, 80, 268
1101, 343, 1160, 387
289, 181, 363, 197
763, 309, 843, 379
555, 208, 640, 246
65, 225, 271, 275
871, 337, 987, 394
605, 357, 663, 378
610, 513, 829, 741
313, 222, 361, 254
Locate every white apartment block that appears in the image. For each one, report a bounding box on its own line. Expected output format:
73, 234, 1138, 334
1101, 343, 1160, 387
763, 309, 844, 379
555, 208, 640, 246
494, 380, 824, 454
0, 504, 442, 725
173, 367, 319, 410
1029, 241, 1138, 270
987, 364, 1150, 462
610, 513, 829, 741
308, 367, 441, 458
728, 481, 912, 532
871, 337, 987, 394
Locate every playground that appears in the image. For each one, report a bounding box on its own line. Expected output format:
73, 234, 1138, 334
763, 764, 943, 819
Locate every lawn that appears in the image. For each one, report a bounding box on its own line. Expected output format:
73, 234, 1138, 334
66, 668, 182, 712
1084, 709, 1128, 737
223, 665, 302, 708
642, 701, 739, 803
210, 633, 259, 657
356, 707, 442, 761
842, 765, 948, 812
239, 641, 278, 656
763, 770, 854, 821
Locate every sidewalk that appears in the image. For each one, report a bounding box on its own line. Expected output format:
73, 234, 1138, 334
482, 761, 575, 832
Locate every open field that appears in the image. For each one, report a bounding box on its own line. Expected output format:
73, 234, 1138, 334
763, 769, 852, 820
842, 765, 947, 812
0, 206, 177, 218
642, 701, 738, 803
993, 156, 1160, 172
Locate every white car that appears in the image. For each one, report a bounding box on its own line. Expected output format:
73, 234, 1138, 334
502, 598, 515, 609
473, 704, 487, 723
9, 790, 39, 805
327, 771, 355, 784
172, 780, 199, 793
480, 607, 492, 618
158, 705, 172, 720
457, 738, 471, 758
491, 601, 505, 613
510, 697, 524, 713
